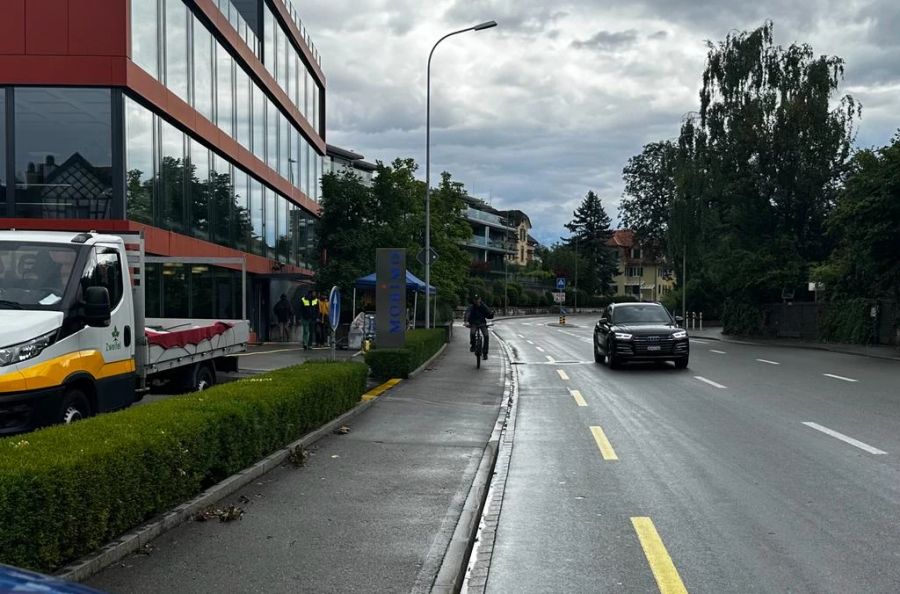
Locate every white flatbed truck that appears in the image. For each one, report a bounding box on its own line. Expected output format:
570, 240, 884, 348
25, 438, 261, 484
0, 230, 249, 434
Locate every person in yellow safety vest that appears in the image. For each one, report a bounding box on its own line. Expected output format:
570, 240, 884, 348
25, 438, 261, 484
317, 292, 330, 347
299, 291, 318, 350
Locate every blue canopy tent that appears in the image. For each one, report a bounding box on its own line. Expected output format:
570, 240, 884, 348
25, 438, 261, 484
352, 271, 437, 327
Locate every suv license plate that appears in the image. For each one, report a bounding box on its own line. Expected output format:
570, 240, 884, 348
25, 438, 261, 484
647, 346, 661, 351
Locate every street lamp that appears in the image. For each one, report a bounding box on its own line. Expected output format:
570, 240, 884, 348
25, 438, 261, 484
424, 20, 498, 329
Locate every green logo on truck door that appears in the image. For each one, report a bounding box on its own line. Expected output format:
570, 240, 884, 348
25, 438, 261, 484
106, 326, 122, 352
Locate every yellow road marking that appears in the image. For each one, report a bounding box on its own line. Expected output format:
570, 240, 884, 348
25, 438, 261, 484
557, 369, 570, 380
570, 390, 587, 407
590, 426, 618, 460
631, 517, 688, 594
362, 378, 402, 401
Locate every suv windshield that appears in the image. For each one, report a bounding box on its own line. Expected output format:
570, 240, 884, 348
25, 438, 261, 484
612, 304, 673, 325
0, 242, 79, 311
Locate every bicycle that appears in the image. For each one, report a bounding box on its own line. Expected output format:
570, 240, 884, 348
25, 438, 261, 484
469, 323, 492, 368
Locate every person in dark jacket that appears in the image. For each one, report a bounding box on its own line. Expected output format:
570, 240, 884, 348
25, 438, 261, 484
464, 294, 495, 358
274, 294, 293, 342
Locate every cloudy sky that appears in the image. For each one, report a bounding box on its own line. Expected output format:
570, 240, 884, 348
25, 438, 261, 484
300, 0, 900, 246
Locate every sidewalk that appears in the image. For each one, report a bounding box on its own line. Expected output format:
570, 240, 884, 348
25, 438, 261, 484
87, 327, 507, 594
691, 326, 900, 361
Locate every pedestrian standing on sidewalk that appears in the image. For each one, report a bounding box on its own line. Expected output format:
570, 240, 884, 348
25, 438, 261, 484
274, 294, 293, 342
299, 291, 318, 350
317, 291, 330, 347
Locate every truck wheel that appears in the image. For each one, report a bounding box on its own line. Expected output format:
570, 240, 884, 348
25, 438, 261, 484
192, 364, 216, 392
59, 389, 91, 424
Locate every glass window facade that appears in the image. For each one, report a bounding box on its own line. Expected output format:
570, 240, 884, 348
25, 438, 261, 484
123, 98, 317, 267
165, 0, 189, 102
130, 0, 325, 202
132, 0, 159, 78
13, 88, 113, 219
192, 15, 214, 121
0, 90, 5, 203
145, 261, 243, 319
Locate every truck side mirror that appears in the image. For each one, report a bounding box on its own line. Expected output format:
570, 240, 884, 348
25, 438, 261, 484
84, 286, 111, 327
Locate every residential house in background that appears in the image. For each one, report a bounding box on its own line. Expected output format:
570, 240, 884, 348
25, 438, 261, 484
501, 209, 538, 266
461, 197, 516, 276
325, 144, 377, 186
607, 230, 675, 301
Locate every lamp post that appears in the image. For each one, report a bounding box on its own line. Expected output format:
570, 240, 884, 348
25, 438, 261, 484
425, 20, 498, 328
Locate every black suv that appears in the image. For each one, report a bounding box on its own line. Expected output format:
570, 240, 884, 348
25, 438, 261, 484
594, 302, 689, 369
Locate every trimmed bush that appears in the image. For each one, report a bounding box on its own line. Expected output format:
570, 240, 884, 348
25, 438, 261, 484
365, 328, 446, 379
0, 361, 368, 573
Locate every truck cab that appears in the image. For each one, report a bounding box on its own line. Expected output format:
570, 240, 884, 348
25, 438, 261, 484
0, 231, 138, 434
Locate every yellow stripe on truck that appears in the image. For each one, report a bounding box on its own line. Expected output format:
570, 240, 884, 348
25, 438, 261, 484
0, 351, 136, 393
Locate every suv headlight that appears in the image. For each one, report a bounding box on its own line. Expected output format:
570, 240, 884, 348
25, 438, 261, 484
672, 330, 688, 339
0, 331, 58, 367
614, 332, 633, 340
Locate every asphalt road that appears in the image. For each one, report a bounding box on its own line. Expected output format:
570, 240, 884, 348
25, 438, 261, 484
481, 315, 900, 593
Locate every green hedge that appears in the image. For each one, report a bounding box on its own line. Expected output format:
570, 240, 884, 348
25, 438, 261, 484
819, 298, 872, 344
0, 361, 367, 573
365, 328, 447, 380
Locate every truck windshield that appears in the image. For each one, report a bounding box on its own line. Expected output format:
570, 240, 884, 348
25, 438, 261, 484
0, 242, 79, 311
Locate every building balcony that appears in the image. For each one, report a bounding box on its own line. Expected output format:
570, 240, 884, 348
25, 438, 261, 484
463, 236, 516, 253
465, 208, 515, 231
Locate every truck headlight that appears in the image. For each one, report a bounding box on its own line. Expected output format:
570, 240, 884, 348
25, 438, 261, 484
672, 330, 688, 339
0, 331, 58, 367
614, 332, 633, 340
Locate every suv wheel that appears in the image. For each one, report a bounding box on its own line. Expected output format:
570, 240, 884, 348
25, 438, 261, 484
674, 357, 689, 370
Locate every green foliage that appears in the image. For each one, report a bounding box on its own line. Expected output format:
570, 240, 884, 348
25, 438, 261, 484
818, 299, 874, 344
563, 191, 618, 294
620, 141, 677, 257
365, 329, 447, 379
621, 22, 859, 330
722, 299, 764, 335
0, 362, 368, 573
824, 134, 900, 302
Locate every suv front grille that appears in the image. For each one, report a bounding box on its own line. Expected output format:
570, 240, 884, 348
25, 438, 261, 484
632, 335, 675, 353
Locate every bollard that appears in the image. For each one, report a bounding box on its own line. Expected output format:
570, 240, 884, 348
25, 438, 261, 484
559, 315, 566, 325
700, 312, 703, 331
691, 312, 696, 330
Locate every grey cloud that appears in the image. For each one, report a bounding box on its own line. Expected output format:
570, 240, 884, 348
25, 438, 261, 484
571, 30, 639, 51
649, 30, 669, 39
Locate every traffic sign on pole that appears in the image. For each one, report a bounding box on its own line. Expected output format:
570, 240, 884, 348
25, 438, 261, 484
556, 277, 566, 290
417, 248, 439, 267
329, 286, 341, 331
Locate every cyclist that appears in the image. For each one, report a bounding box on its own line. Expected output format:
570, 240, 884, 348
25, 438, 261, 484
464, 294, 495, 359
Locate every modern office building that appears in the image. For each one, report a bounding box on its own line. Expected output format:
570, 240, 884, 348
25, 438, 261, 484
0, 0, 325, 340
324, 144, 377, 186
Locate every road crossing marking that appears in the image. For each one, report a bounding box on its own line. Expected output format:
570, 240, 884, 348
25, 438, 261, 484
709, 349, 726, 354
631, 517, 689, 594
756, 358, 780, 365
536, 346, 545, 352
823, 373, 858, 383
546, 356, 556, 363
526, 340, 534, 345
518, 333, 526, 338
802, 422, 887, 455
557, 369, 570, 381
694, 376, 727, 389
570, 390, 587, 407
590, 426, 618, 460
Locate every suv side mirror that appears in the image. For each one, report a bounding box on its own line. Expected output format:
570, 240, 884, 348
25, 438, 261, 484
675, 315, 684, 325
599, 317, 608, 325
84, 286, 111, 327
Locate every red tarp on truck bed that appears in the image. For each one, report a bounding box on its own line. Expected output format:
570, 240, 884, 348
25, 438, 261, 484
145, 322, 233, 349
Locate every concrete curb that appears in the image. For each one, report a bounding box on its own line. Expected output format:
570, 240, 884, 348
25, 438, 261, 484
692, 333, 900, 362
58, 391, 391, 583
430, 335, 515, 594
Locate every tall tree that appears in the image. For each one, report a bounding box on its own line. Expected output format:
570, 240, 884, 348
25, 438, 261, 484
671, 21, 859, 329
564, 191, 618, 294
620, 141, 677, 257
